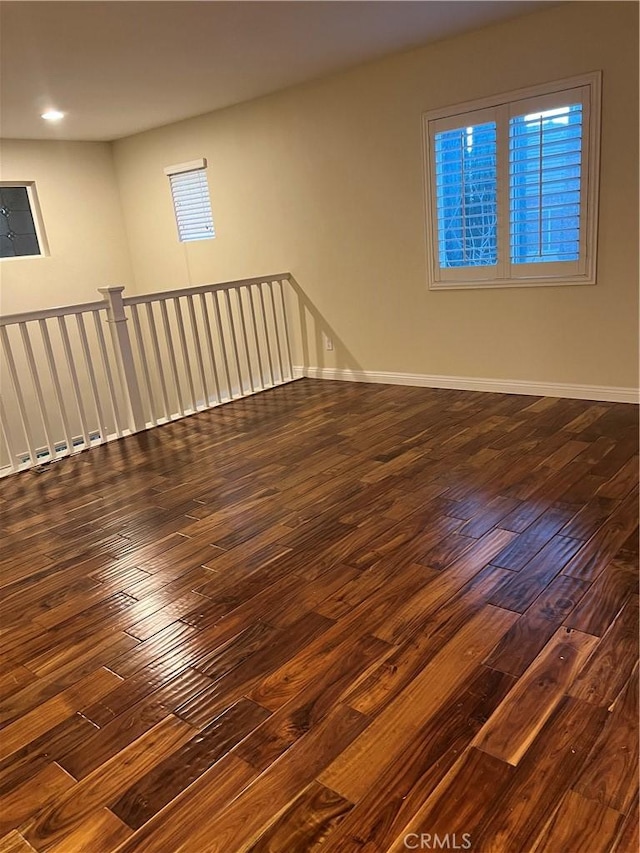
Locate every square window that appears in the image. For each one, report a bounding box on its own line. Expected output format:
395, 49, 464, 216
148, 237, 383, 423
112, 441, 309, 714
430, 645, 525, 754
423, 73, 601, 289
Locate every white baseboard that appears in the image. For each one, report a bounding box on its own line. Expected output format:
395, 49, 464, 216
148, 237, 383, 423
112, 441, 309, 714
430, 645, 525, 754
296, 366, 639, 404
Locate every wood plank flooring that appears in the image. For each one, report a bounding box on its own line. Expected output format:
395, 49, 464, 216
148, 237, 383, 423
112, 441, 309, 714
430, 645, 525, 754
0, 378, 637, 853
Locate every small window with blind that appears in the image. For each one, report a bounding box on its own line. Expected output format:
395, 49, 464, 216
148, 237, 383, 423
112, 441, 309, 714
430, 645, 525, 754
423, 73, 601, 289
164, 158, 215, 243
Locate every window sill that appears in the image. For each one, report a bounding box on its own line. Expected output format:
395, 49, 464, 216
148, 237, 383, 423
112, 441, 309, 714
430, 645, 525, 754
0, 254, 46, 262
428, 276, 596, 291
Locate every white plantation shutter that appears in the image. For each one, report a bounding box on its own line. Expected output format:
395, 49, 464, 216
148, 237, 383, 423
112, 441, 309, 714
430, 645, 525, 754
423, 73, 600, 288
434, 119, 498, 272
508, 87, 588, 278
428, 106, 500, 284
165, 159, 215, 243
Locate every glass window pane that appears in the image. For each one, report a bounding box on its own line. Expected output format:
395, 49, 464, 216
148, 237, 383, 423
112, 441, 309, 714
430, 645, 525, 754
434, 122, 498, 269
0, 186, 41, 258
509, 104, 582, 264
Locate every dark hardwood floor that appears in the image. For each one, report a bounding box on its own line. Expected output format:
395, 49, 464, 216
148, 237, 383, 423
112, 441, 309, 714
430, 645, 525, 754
0, 378, 638, 853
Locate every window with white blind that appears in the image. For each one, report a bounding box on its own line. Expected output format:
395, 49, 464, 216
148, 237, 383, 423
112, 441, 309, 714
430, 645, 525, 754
164, 159, 215, 243
423, 73, 601, 289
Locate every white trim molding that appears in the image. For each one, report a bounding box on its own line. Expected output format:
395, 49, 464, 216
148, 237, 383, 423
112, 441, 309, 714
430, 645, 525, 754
422, 71, 601, 290
297, 366, 639, 404
164, 158, 207, 176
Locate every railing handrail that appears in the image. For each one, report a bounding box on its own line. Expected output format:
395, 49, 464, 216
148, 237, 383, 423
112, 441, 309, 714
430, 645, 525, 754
0, 271, 299, 476
0, 300, 106, 327
0, 272, 293, 326
121, 272, 292, 307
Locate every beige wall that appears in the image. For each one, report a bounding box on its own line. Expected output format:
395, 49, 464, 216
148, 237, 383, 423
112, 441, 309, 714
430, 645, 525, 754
1, 3, 637, 393
0, 140, 133, 313
0, 141, 136, 462
111, 1, 639, 391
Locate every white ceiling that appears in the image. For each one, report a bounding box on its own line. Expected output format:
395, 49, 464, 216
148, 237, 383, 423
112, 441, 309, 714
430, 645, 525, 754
0, 1, 552, 142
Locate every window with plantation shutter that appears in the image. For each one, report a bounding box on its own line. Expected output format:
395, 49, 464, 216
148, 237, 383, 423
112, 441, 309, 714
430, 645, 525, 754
164, 159, 215, 243
423, 73, 600, 289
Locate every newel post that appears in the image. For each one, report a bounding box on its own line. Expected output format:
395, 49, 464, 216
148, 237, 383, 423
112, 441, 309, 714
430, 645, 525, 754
98, 286, 146, 433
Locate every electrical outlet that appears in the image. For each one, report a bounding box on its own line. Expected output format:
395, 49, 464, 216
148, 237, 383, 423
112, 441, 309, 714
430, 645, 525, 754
323, 333, 334, 351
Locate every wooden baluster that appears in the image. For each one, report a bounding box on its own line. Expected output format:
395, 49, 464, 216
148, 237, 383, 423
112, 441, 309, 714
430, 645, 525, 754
145, 302, 171, 422
277, 279, 294, 381
173, 297, 198, 412
0, 326, 37, 465
0, 397, 18, 473
76, 313, 107, 442
223, 288, 243, 397
92, 310, 124, 437
212, 291, 232, 401
57, 315, 91, 449
267, 281, 284, 383
159, 299, 184, 416
257, 282, 275, 386
236, 287, 256, 393
40, 318, 75, 448
199, 293, 221, 405
186, 295, 209, 407
247, 285, 265, 390
19, 321, 57, 459
129, 303, 156, 426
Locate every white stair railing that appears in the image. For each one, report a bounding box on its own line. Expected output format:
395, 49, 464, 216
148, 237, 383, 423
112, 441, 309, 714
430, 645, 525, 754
0, 273, 297, 476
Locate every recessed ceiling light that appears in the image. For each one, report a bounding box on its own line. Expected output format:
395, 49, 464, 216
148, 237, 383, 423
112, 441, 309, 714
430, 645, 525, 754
41, 110, 65, 121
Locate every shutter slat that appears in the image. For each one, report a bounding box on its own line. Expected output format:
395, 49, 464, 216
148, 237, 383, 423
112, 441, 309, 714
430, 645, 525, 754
512, 200, 581, 215
511, 142, 582, 155
174, 214, 215, 225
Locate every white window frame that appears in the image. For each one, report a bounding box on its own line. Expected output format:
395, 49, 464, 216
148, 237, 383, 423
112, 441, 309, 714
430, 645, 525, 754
422, 72, 601, 290
0, 181, 49, 261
